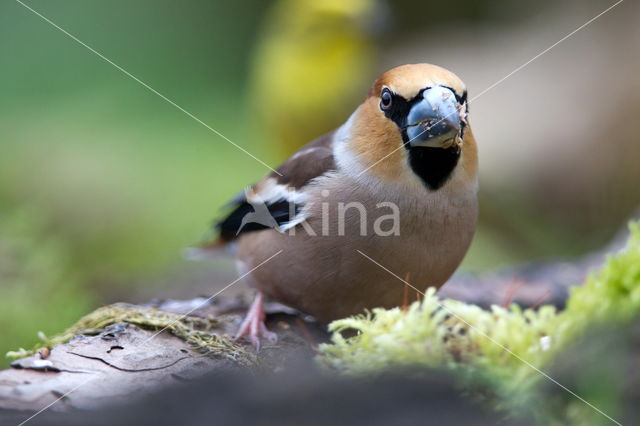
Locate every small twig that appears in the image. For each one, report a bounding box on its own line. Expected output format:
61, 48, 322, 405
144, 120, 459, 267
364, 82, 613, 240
530, 290, 552, 310
502, 278, 525, 308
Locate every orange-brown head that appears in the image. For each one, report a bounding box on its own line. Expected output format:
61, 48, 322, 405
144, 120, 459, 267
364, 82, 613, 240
337, 63, 476, 190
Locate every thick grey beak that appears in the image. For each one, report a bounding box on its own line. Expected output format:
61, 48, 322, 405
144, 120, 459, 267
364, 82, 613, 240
406, 86, 463, 148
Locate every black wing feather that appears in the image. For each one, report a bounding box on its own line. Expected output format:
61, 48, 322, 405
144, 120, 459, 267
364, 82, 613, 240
208, 131, 336, 244
215, 199, 300, 241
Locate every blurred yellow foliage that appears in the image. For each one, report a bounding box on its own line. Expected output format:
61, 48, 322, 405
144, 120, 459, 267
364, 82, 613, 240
248, 0, 382, 156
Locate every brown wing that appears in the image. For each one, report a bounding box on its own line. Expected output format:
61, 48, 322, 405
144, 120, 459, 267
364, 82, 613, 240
268, 130, 336, 189
208, 131, 336, 245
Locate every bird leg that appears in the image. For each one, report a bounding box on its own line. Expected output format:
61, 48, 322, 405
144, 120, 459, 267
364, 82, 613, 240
234, 292, 277, 349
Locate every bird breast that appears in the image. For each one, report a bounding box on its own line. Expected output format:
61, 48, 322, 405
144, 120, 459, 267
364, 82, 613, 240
236, 168, 478, 322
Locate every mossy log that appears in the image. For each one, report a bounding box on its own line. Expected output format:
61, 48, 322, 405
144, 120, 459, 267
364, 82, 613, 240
0, 221, 627, 414
0, 297, 326, 413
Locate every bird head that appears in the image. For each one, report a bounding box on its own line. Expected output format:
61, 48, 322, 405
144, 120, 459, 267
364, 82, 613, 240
338, 63, 475, 190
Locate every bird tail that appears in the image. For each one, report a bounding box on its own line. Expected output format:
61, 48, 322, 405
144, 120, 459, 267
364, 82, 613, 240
183, 237, 236, 261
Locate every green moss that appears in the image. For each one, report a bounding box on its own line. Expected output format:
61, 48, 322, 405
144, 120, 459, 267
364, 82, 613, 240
564, 222, 640, 323
320, 288, 557, 394
319, 222, 640, 423
7, 303, 257, 367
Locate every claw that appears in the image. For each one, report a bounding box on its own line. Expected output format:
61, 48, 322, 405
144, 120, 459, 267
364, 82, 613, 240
234, 292, 277, 350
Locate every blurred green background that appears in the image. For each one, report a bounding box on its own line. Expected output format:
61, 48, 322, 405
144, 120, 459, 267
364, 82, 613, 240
1, 0, 638, 365
0, 0, 274, 362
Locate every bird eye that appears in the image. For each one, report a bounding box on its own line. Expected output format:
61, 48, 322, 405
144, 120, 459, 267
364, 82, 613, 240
380, 89, 392, 110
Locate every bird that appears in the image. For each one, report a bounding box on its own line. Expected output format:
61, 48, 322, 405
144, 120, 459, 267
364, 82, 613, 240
248, 0, 384, 157
202, 64, 478, 347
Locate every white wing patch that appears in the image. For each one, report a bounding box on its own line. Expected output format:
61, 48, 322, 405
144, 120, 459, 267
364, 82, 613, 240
249, 178, 308, 205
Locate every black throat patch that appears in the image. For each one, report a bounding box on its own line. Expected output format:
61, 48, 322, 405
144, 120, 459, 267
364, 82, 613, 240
380, 86, 466, 191
407, 146, 460, 190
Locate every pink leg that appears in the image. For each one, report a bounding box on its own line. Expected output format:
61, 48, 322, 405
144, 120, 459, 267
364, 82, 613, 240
234, 292, 277, 349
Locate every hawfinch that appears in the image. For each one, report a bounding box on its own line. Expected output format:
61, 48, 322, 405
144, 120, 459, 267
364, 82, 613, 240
203, 64, 478, 346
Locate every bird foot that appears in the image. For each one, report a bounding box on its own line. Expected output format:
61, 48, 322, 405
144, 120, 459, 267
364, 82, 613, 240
234, 292, 277, 350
